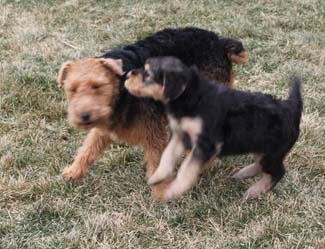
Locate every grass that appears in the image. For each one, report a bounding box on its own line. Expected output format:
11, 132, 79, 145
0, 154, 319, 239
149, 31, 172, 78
0, 0, 324, 248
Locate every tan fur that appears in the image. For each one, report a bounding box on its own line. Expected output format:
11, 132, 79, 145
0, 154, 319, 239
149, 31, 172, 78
180, 117, 202, 143
164, 149, 201, 200
62, 127, 111, 180
144, 63, 151, 71
227, 51, 249, 88
232, 154, 263, 180
148, 115, 214, 189
57, 61, 72, 86
58, 58, 122, 130
147, 133, 184, 185
117, 116, 170, 199
125, 72, 164, 101
98, 58, 124, 76
167, 115, 179, 131
167, 116, 203, 143
229, 51, 249, 65
244, 173, 273, 200
58, 58, 171, 200
232, 154, 273, 200
233, 163, 262, 180
170, 115, 215, 172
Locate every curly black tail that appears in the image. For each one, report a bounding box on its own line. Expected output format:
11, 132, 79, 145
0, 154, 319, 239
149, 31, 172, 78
288, 75, 303, 124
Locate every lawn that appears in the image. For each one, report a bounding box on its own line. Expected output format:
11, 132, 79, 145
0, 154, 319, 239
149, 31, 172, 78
0, 0, 324, 248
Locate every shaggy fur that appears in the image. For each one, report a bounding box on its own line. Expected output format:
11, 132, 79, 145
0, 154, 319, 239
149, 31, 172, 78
125, 57, 302, 201
57, 27, 247, 200
104, 27, 248, 87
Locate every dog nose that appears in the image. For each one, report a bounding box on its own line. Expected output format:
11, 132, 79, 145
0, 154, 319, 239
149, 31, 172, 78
80, 112, 91, 122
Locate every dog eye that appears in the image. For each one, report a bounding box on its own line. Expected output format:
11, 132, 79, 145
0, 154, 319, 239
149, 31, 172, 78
70, 88, 77, 93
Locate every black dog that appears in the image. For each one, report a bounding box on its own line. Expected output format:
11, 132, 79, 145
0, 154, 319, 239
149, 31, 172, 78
125, 57, 302, 200
104, 27, 248, 87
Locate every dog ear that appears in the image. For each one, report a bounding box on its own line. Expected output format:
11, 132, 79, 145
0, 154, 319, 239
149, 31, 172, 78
57, 61, 72, 87
98, 58, 124, 76
163, 72, 188, 101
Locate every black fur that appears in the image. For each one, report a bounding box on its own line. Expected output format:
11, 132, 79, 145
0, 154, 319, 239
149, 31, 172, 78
142, 57, 303, 189
100, 27, 246, 128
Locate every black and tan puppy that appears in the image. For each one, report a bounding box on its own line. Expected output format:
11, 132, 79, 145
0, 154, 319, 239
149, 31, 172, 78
125, 57, 302, 200
57, 27, 247, 200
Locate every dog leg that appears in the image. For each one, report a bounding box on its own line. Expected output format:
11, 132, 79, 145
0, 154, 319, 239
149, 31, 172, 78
232, 154, 263, 180
62, 127, 111, 180
243, 173, 273, 199
163, 149, 202, 200
144, 147, 164, 178
145, 148, 173, 201
200, 156, 216, 174
243, 155, 286, 199
232, 162, 262, 180
143, 128, 168, 178
183, 149, 215, 174
147, 133, 184, 185
143, 136, 174, 201
200, 142, 223, 174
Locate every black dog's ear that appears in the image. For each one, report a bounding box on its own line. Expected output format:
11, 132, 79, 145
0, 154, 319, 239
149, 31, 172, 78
163, 71, 188, 101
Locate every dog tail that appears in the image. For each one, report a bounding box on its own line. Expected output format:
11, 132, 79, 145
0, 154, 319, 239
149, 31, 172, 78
287, 75, 303, 123
223, 38, 249, 65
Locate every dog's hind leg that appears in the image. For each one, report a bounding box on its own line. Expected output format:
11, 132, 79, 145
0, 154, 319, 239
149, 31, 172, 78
244, 154, 285, 199
232, 154, 263, 180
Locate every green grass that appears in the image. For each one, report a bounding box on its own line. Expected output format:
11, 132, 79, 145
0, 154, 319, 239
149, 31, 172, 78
0, 0, 324, 248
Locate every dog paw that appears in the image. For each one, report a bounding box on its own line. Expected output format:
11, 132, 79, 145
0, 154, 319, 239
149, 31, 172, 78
152, 186, 167, 202
243, 186, 263, 200
243, 189, 260, 201
163, 187, 180, 201
152, 188, 175, 202
243, 174, 272, 200
232, 170, 245, 180
62, 165, 85, 181
151, 178, 173, 201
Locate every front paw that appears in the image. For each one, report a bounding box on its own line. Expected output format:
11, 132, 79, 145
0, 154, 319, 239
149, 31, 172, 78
151, 178, 173, 201
153, 184, 180, 202
62, 165, 85, 181
152, 184, 167, 202
163, 187, 179, 201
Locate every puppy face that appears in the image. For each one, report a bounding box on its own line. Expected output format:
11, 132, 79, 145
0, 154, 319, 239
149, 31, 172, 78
125, 57, 189, 102
57, 58, 123, 130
